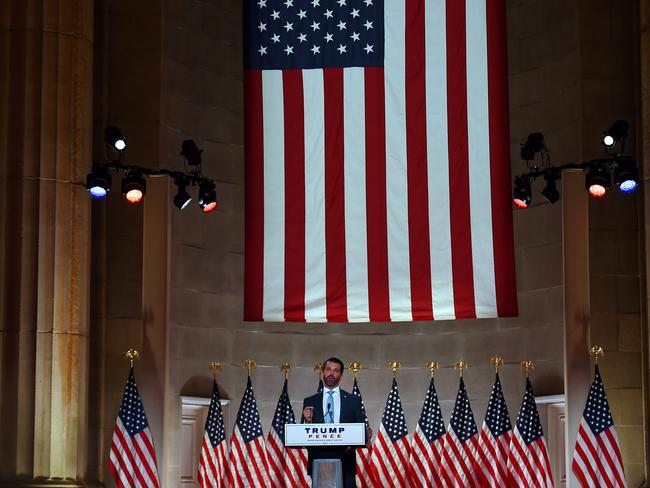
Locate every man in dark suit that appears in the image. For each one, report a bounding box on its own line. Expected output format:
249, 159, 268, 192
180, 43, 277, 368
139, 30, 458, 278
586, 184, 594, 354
302, 357, 371, 488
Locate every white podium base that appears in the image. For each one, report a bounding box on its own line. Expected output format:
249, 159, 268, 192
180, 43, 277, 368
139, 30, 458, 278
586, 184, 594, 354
312, 459, 343, 488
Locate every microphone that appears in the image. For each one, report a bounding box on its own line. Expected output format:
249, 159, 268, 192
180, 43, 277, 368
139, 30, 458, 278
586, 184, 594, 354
315, 404, 332, 424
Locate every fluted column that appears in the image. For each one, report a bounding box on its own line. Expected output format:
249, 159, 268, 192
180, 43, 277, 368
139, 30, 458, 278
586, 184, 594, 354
0, 0, 93, 484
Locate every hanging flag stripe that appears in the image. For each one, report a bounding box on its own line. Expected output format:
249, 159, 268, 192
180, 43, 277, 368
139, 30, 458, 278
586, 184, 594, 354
243, 0, 517, 322
243, 70, 264, 322
487, 0, 518, 318
364, 67, 390, 323
283, 70, 306, 322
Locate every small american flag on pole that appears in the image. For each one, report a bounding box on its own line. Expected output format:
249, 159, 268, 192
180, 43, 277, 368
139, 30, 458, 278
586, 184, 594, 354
572, 365, 626, 487
507, 378, 553, 488
351, 377, 373, 488
476, 373, 513, 487
409, 377, 446, 487
243, 0, 517, 323
108, 368, 160, 488
266, 378, 310, 487
369, 378, 411, 486
197, 380, 228, 488
226, 377, 271, 487
438, 377, 480, 487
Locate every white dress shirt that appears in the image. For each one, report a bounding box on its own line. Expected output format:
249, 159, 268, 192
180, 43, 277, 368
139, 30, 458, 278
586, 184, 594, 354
322, 386, 341, 423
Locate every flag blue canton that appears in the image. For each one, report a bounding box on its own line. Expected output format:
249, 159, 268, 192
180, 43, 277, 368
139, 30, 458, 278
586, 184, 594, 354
484, 374, 512, 438
271, 379, 297, 439
449, 378, 478, 443
206, 381, 227, 446
381, 378, 408, 442
118, 369, 150, 436
236, 377, 265, 442
516, 379, 544, 445
244, 0, 384, 70
583, 366, 614, 435
352, 378, 369, 427
418, 378, 446, 443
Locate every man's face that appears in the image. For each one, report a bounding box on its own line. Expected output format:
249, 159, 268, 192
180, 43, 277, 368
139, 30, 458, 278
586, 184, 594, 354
323, 361, 343, 388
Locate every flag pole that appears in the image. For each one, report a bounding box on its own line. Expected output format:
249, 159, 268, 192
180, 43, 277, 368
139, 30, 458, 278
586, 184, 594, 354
124, 349, 139, 368
426, 361, 439, 378
244, 359, 256, 377
387, 361, 401, 378
589, 345, 604, 364
349, 361, 362, 379
490, 356, 504, 374
314, 362, 323, 378
520, 360, 535, 378
454, 360, 468, 377
209, 362, 222, 381
281, 362, 291, 379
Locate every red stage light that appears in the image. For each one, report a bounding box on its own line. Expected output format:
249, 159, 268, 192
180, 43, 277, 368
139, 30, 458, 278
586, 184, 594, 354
125, 189, 144, 203
588, 184, 606, 198
202, 201, 218, 213
513, 198, 528, 209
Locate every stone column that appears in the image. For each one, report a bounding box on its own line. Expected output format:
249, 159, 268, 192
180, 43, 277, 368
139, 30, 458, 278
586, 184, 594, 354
0, 0, 93, 484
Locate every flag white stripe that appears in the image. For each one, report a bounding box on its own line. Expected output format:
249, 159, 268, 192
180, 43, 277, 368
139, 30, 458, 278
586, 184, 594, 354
109, 448, 134, 488
262, 70, 286, 321
598, 427, 626, 483
425, 0, 455, 320
465, 0, 497, 318
384, 0, 412, 321
576, 433, 605, 485
116, 418, 158, 488
343, 67, 370, 322
303, 69, 328, 322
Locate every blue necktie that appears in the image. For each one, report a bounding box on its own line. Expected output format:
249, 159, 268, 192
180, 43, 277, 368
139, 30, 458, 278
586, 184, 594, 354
325, 390, 334, 423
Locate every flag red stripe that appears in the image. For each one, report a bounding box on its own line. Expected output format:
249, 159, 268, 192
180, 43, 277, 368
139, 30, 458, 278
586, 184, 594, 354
363, 67, 390, 322
511, 435, 543, 488
486, 0, 517, 317
377, 434, 405, 486
594, 434, 618, 488
114, 426, 148, 487
282, 71, 306, 322
244, 70, 264, 321
231, 435, 256, 486
405, 0, 434, 320
440, 441, 465, 487
411, 431, 435, 486
583, 433, 612, 487
445, 0, 476, 319
134, 432, 159, 487
249, 436, 269, 486
266, 435, 284, 487
323, 67, 348, 322
603, 428, 626, 486
109, 441, 134, 487
286, 448, 308, 487
574, 439, 599, 485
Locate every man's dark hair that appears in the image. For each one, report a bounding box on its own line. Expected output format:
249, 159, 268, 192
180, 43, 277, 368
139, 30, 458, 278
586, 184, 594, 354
323, 357, 344, 373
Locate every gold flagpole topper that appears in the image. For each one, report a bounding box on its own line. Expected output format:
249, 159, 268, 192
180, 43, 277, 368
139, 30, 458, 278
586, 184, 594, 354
124, 349, 139, 368
208, 362, 222, 380
281, 362, 291, 379
590, 345, 604, 364
520, 360, 535, 377
490, 356, 504, 374
349, 362, 362, 379
243, 359, 256, 377
426, 361, 439, 378
388, 361, 401, 378
454, 360, 468, 377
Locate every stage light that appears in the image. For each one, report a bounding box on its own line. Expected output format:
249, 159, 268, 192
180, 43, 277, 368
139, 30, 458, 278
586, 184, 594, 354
585, 167, 610, 198
86, 164, 112, 199
181, 140, 203, 165
601, 120, 629, 149
173, 179, 192, 210
541, 172, 560, 204
105, 126, 127, 152
615, 157, 639, 193
513, 176, 532, 209
520, 132, 545, 161
198, 180, 218, 213
122, 173, 146, 204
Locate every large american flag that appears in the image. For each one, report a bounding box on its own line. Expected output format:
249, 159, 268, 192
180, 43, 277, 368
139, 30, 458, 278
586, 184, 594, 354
198, 380, 228, 488
572, 366, 626, 487
266, 378, 310, 487
369, 378, 411, 485
351, 377, 373, 488
409, 377, 446, 487
476, 373, 513, 487
438, 377, 480, 487
243, 0, 518, 322
507, 378, 553, 488
226, 377, 271, 487
108, 368, 160, 488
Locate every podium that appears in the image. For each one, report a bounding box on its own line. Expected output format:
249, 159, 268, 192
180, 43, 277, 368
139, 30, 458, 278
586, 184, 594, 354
285, 424, 366, 488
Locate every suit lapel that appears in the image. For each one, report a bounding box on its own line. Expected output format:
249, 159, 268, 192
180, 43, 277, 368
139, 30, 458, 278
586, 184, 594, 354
314, 392, 324, 423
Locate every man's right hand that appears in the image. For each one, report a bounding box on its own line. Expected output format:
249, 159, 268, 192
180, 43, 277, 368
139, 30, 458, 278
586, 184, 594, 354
303, 406, 314, 423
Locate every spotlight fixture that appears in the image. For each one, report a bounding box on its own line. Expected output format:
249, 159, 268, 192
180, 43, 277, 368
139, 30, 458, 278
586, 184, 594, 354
601, 120, 629, 149
122, 172, 146, 204
173, 177, 193, 210
520, 132, 546, 161
181, 140, 203, 165
541, 172, 560, 204
615, 157, 639, 193
198, 180, 218, 213
104, 126, 127, 152
86, 164, 112, 199
513, 176, 532, 209
585, 167, 610, 198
